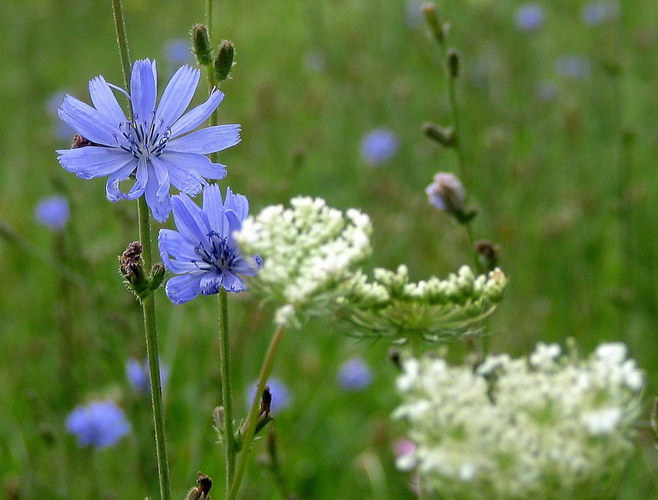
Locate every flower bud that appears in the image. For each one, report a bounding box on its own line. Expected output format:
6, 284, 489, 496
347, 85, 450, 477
422, 3, 444, 43
119, 241, 150, 298
422, 122, 455, 147
191, 24, 212, 66
149, 263, 166, 291
185, 472, 212, 500
425, 172, 465, 215
447, 48, 461, 78
474, 240, 500, 272
214, 40, 235, 81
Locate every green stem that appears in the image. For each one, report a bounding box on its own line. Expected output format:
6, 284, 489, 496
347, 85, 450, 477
228, 325, 287, 500
218, 288, 236, 493
138, 196, 171, 500
111, 0, 131, 87
112, 2, 170, 498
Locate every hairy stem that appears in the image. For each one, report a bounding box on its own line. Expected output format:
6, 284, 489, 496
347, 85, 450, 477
218, 288, 236, 493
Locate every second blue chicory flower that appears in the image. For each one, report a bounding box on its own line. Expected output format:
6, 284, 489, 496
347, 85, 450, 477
158, 184, 260, 304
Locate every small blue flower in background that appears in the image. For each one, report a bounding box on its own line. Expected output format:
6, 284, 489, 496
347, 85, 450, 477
158, 184, 261, 304
163, 39, 192, 67
66, 400, 130, 448
360, 128, 399, 166
34, 196, 70, 231
126, 358, 170, 395
248, 378, 291, 414
515, 4, 545, 32
337, 357, 372, 391
56, 59, 241, 222
581, 1, 618, 26
556, 55, 591, 79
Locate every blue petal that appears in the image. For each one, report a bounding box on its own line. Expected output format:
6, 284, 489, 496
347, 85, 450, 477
223, 188, 249, 221
89, 76, 127, 126
144, 169, 171, 222
106, 161, 143, 201
167, 124, 241, 154
155, 65, 200, 127
127, 159, 149, 198
232, 255, 259, 277
58, 95, 119, 146
158, 229, 202, 274
156, 153, 210, 196
56, 146, 136, 179
130, 60, 157, 122
159, 151, 227, 181
171, 194, 209, 245
201, 184, 226, 235
200, 274, 222, 295
169, 90, 224, 137
166, 273, 203, 304
219, 271, 248, 293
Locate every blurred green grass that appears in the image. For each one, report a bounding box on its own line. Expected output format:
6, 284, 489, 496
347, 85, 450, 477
2, 0, 658, 498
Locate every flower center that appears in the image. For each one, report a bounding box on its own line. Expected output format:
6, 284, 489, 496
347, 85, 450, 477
194, 231, 235, 272
119, 112, 171, 159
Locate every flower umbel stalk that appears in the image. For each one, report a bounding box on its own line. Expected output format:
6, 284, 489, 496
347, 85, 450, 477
112, 1, 170, 498
228, 325, 286, 500
218, 288, 236, 494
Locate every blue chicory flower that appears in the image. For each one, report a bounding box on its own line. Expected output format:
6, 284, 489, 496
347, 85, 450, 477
337, 357, 373, 391
158, 183, 260, 304
56, 59, 240, 222
248, 378, 291, 414
581, 1, 618, 25
556, 55, 591, 79
66, 400, 131, 448
34, 196, 70, 231
360, 128, 399, 166
515, 4, 545, 32
126, 357, 170, 395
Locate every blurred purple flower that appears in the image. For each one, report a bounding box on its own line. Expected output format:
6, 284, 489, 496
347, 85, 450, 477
34, 196, 70, 231
515, 4, 545, 32
556, 55, 591, 79
66, 400, 130, 448
535, 82, 558, 102
126, 357, 170, 395
163, 39, 192, 67
581, 1, 618, 26
337, 357, 372, 391
360, 128, 399, 166
248, 378, 290, 413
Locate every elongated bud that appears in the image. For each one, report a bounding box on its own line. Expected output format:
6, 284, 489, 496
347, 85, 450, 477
214, 40, 235, 81
422, 122, 455, 147
447, 48, 461, 78
422, 3, 444, 43
191, 24, 213, 66
213, 406, 225, 434
148, 263, 166, 291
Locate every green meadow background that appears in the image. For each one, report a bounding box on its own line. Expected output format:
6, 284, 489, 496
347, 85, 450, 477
2, 0, 658, 498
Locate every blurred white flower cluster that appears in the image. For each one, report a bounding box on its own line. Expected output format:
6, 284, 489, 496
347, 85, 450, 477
337, 265, 507, 341
235, 197, 372, 326
393, 342, 643, 499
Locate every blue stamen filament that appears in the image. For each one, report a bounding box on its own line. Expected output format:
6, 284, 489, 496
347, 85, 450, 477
118, 112, 171, 160
194, 230, 235, 272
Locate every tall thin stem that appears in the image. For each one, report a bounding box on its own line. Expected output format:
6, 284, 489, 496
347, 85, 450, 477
218, 288, 236, 493
111, 1, 170, 498
228, 325, 287, 500
138, 197, 171, 500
